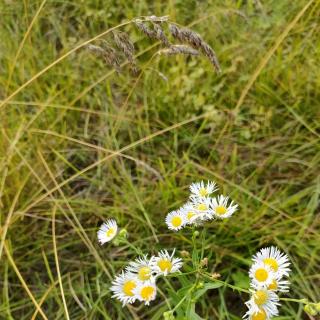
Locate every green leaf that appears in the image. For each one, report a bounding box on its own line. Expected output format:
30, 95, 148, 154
177, 274, 193, 288
193, 282, 223, 300
186, 303, 205, 320
231, 271, 250, 290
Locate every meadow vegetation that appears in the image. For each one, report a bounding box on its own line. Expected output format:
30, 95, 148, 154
0, 0, 319, 319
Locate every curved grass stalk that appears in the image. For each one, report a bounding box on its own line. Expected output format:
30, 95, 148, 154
234, 0, 316, 113
4, 243, 49, 320
5, 0, 47, 94
52, 206, 70, 320
0, 19, 137, 110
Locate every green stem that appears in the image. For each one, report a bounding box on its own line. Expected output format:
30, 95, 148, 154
121, 238, 142, 255
280, 297, 309, 304
171, 283, 196, 312
199, 271, 250, 293
200, 272, 315, 306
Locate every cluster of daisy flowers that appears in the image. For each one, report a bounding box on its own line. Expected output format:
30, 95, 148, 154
244, 247, 291, 320
97, 219, 183, 306
110, 251, 182, 306
165, 180, 238, 231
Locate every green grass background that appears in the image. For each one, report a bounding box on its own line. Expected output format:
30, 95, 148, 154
0, 0, 319, 319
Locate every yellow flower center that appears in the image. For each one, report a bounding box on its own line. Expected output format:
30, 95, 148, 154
254, 290, 268, 306
199, 188, 208, 197
252, 308, 267, 320
215, 206, 227, 215
140, 286, 155, 301
268, 279, 278, 290
263, 258, 278, 272
106, 228, 115, 237
255, 268, 268, 282
138, 266, 151, 281
171, 216, 182, 227
197, 203, 207, 211
187, 211, 195, 221
122, 280, 136, 296
158, 259, 172, 272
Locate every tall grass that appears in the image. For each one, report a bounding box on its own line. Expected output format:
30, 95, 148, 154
0, 0, 319, 319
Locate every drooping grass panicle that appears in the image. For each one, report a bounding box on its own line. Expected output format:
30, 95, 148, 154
87, 44, 105, 55
146, 15, 170, 23
134, 20, 157, 39
87, 15, 221, 74
157, 45, 199, 56
134, 19, 170, 46
169, 23, 221, 73
87, 42, 121, 72
151, 22, 171, 46
113, 31, 135, 61
112, 31, 138, 73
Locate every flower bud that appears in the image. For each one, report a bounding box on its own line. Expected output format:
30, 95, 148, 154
118, 228, 128, 238
196, 282, 204, 289
211, 272, 221, 279
193, 230, 200, 238
180, 250, 190, 257
304, 304, 317, 316
113, 229, 128, 246
200, 257, 208, 268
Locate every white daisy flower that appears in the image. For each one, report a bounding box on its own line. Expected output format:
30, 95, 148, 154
126, 255, 155, 282
180, 202, 202, 225
251, 278, 290, 293
97, 219, 118, 244
165, 210, 187, 231
190, 180, 218, 198
243, 307, 269, 320
244, 287, 279, 319
133, 280, 157, 305
110, 271, 139, 306
267, 278, 290, 293
190, 196, 213, 220
210, 195, 238, 219
249, 262, 277, 288
151, 249, 183, 276
252, 246, 291, 277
